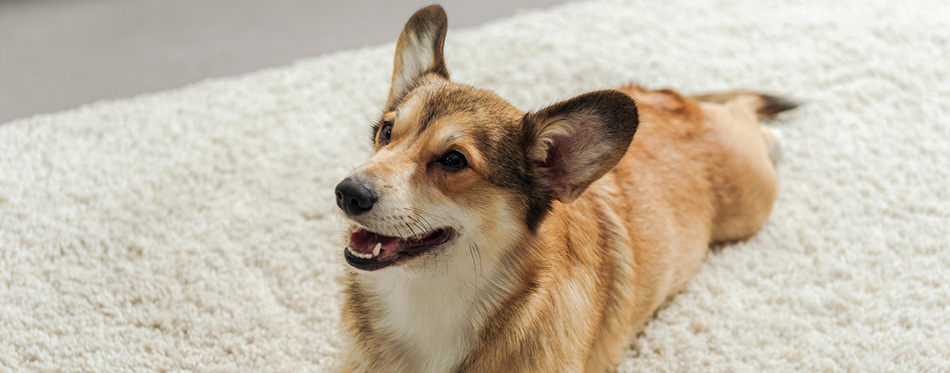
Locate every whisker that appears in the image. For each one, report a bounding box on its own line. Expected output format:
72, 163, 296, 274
415, 210, 438, 233
473, 243, 483, 274
407, 207, 438, 234
421, 217, 435, 232
416, 220, 432, 235
468, 244, 478, 273
397, 215, 417, 238
322, 195, 337, 209
404, 220, 417, 237
442, 251, 451, 278
391, 219, 409, 238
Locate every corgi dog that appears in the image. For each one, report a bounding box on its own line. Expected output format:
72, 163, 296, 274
334, 5, 796, 372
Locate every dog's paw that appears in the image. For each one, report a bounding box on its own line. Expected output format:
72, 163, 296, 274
763, 126, 783, 166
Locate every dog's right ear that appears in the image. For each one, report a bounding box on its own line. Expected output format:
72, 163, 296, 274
522, 90, 639, 203
386, 5, 449, 110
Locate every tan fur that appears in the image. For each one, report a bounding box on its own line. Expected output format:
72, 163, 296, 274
337, 5, 794, 372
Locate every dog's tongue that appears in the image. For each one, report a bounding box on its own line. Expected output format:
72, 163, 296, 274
349, 229, 402, 255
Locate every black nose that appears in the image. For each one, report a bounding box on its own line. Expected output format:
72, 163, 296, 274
334, 177, 378, 216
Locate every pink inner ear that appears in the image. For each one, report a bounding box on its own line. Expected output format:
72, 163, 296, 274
541, 134, 571, 187
540, 117, 603, 196
527, 91, 638, 202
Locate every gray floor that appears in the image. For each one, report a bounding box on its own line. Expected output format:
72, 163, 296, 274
0, 0, 569, 124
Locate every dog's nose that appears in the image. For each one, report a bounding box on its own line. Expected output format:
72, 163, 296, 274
334, 177, 378, 216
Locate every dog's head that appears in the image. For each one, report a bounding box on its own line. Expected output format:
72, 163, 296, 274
335, 5, 639, 272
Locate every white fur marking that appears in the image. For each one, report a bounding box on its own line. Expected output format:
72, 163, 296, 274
394, 29, 435, 99
359, 199, 522, 372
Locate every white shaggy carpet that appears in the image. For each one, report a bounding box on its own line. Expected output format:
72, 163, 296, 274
2, 0, 948, 371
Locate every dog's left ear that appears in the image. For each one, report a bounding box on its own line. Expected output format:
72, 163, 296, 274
523, 90, 639, 203
386, 5, 449, 110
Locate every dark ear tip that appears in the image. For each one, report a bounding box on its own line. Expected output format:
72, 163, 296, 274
409, 5, 448, 27
418, 4, 446, 15
524, 89, 639, 132
589, 89, 638, 108
575, 89, 639, 130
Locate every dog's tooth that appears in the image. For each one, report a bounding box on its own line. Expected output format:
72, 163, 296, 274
347, 247, 374, 260
373, 243, 381, 257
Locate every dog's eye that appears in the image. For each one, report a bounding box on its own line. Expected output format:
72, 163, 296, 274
379, 121, 394, 144
439, 151, 467, 171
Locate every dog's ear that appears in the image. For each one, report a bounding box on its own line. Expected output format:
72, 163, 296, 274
386, 5, 449, 110
522, 90, 639, 203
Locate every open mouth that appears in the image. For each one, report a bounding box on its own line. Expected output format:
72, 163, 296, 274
344, 227, 455, 271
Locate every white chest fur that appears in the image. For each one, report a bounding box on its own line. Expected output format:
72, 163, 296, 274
362, 248, 509, 373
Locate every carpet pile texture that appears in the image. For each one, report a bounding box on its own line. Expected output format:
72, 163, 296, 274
2, 0, 948, 370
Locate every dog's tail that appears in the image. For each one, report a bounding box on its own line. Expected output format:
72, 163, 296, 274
692, 91, 800, 119
693, 91, 799, 165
